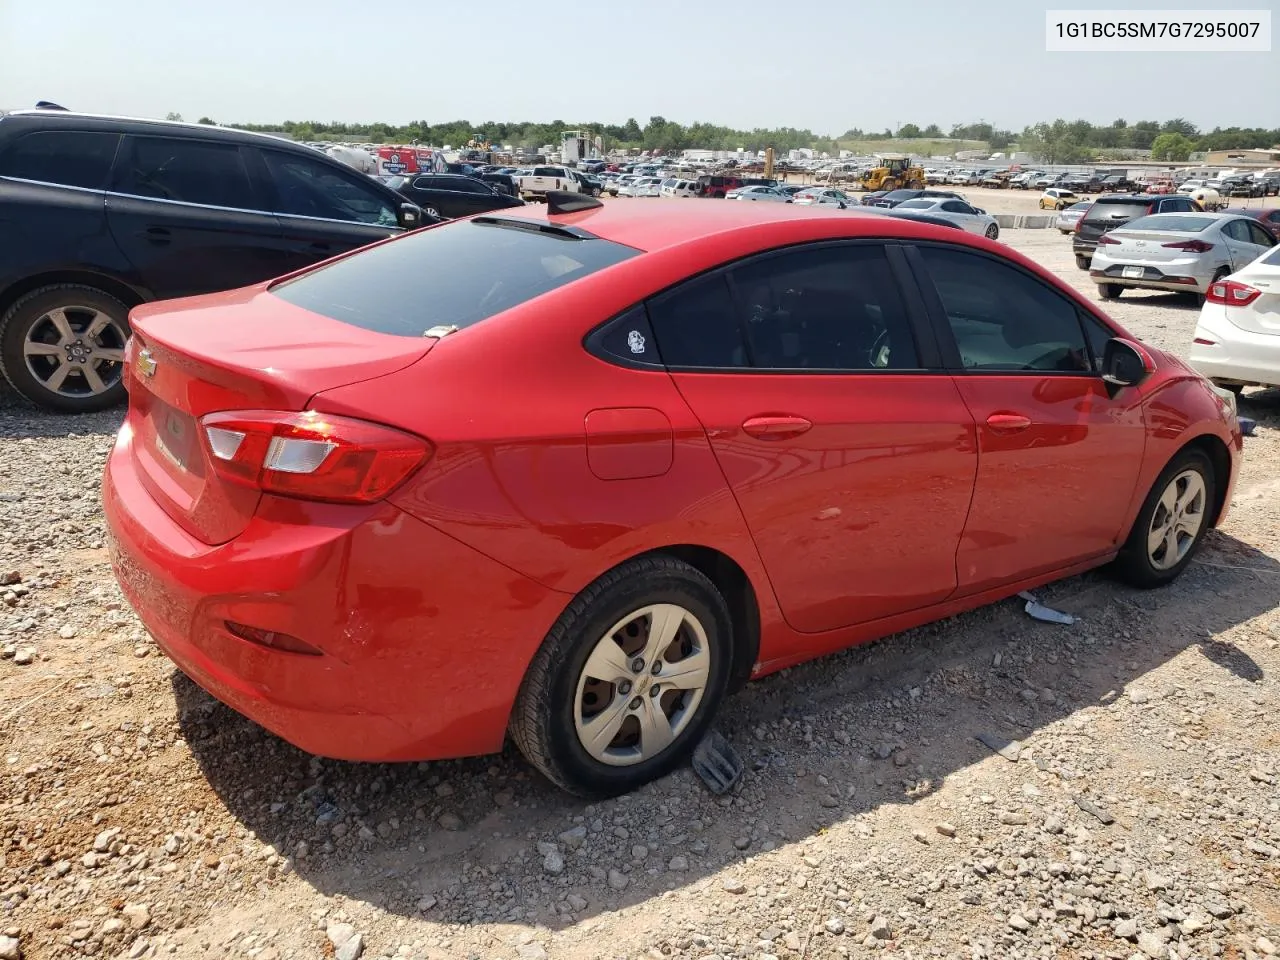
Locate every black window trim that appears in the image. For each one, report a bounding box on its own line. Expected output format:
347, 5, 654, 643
583, 238, 944, 376
903, 240, 1120, 377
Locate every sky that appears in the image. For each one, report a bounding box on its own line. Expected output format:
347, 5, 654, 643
2, 0, 1276, 134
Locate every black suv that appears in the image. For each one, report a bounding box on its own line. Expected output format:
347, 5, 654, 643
385, 173, 525, 219
1072, 193, 1199, 269
0, 110, 431, 412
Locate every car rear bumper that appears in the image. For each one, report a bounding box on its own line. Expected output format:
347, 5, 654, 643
103, 430, 569, 763
1090, 260, 1214, 293
1189, 306, 1280, 387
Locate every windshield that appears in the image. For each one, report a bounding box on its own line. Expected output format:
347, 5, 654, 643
271, 219, 639, 336
897, 199, 935, 209
883, 190, 918, 200
1122, 215, 1215, 233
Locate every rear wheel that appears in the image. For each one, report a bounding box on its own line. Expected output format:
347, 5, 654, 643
1075, 255, 1091, 270
881, 178, 897, 192
984, 223, 999, 240
1098, 283, 1123, 300
1111, 449, 1215, 588
0, 285, 131, 413
509, 555, 733, 797
907, 179, 924, 190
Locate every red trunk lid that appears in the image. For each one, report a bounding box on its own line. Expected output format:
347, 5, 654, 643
125, 287, 432, 545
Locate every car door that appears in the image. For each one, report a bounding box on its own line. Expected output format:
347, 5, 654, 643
940, 200, 981, 233
907, 244, 1146, 595
401, 176, 446, 217
649, 242, 978, 635
255, 147, 403, 273
1221, 219, 1271, 270
105, 135, 289, 299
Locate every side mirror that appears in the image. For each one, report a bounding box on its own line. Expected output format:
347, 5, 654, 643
1102, 337, 1154, 394
399, 202, 425, 227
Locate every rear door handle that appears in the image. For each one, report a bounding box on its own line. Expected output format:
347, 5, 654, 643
742, 415, 813, 439
138, 227, 171, 244
986, 413, 1032, 432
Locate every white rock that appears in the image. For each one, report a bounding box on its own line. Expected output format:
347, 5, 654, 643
824, 918, 845, 935
336, 933, 364, 960
668, 855, 689, 872
326, 922, 357, 948
13, 648, 34, 665
722, 877, 747, 894
558, 825, 588, 849
121, 904, 150, 930
58, 624, 77, 639
0, 935, 18, 960
607, 869, 629, 891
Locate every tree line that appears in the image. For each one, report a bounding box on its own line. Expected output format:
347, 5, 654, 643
175, 112, 1278, 163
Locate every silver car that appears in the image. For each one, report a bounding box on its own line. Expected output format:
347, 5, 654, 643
892, 198, 1000, 239
1089, 212, 1277, 301
1056, 200, 1091, 234
725, 185, 791, 202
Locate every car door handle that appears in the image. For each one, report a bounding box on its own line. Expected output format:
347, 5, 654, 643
742, 415, 813, 439
138, 227, 171, 244
986, 413, 1032, 432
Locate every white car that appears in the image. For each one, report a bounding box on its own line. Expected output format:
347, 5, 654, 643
725, 185, 790, 202
1189, 244, 1280, 390
792, 188, 857, 208
892, 198, 1000, 239
660, 178, 699, 198
619, 177, 662, 198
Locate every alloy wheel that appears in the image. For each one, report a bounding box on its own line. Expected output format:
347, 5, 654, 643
23, 306, 127, 399
1147, 469, 1206, 571
573, 603, 710, 767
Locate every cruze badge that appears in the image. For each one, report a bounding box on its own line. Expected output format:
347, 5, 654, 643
136, 348, 157, 378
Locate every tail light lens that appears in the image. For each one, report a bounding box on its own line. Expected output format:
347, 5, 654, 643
1163, 239, 1214, 252
1205, 279, 1262, 306
199, 410, 430, 504
1096, 234, 1120, 245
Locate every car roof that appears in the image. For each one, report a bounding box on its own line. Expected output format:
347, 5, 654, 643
0, 109, 313, 153
490, 198, 978, 253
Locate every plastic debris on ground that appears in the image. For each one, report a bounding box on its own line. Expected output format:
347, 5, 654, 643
692, 729, 744, 794
1018, 590, 1077, 625
1240, 416, 1256, 437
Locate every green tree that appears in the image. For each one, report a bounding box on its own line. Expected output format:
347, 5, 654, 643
1161, 118, 1199, 137
622, 117, 643, 141
196, 116, 215, 125
921, 123, 942, 138
165, 112, 183, 122
1150, 132, 1193, 161
896, 123, 922, 138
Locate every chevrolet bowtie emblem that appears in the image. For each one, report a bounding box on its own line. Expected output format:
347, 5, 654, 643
136, 348, 157, 378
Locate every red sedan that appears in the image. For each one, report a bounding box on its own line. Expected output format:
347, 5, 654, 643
104, 195, 1242, 797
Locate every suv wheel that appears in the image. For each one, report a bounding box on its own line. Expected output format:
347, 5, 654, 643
1075, 255, 1091, 270
0, 285, 131, 413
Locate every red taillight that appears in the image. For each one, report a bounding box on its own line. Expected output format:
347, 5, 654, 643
1205, 279, 1262, 306
1162, 239, 1214, 252
1096, 234, 1120, 245
199, 410, 431, 504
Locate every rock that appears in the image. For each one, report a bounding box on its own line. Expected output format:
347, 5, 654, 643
101, 919, 125, 935
437, 813, 462, 831
13, 648, 33, 666
999, 812, 1028, 826
57, 624, 77, 639
566, 894, 588, 911
516, 946, 548, 960
824, 918, 845, 935
869, 916, 892, 940
935, 822, 957, 838
1114, 919, 1139, 940
538, 843, 564, 875
1143, 870, 1171, 891
0, 936, 18, 960
121, 904, 150, 930
1043, 817, 1063, 834
1136, 931, 1166, 957
733, 837, 751, 851
327, 923, 357, 949
668, 855, 689, 872
723, 878, 747, 894
1127, 687, 1151, 704
1008, 914, 1031, 932
1074, 796, 1115, 825
336, 933, 364, 960
607, 869, 629, 891
417, 896, 437, 912
128, 941, 149, 960
1246, 839, 1279, 858
975, 733, 1022, 762
631, 844, 649, 860
93, 827, 121, 852
1256, 936, 1276, 956
558, 825, 588, 850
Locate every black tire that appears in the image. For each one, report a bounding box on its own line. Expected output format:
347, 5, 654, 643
1098, 283, 1123, 300
1111, 448, 1215, 588
0, 285, 131, 413
1075, 255, 1091, 270
509, 555, 733, 798
984, 223, 999, 240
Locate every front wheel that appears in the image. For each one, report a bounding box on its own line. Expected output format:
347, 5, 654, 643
984, 223, 999, 240
509, 555, 733, 798
0, 285, 131, 413
1111, 449, 1215, 588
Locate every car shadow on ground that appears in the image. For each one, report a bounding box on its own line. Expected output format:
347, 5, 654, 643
173, 527, 1273, 930
0, 390, 123, 440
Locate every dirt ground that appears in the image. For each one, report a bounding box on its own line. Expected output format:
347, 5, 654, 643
1, 230, 1278, 960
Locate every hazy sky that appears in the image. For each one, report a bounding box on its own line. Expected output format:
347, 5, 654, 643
2, 0, 1276, 133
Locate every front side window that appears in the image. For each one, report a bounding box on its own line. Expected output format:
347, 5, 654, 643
116, 137, 255, 209
0, 130, 120, 190
918, 247, 1093, 373
262, 150, 397, 226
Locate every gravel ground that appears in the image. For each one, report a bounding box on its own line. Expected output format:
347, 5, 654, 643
2, 232, 1279, 960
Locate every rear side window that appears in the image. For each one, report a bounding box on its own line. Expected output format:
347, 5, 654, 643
0, 130, 120, 190
262, 150, 398, 226
116, 137, 255, 209
647, 274, 747, 368
271, 219, 638, 335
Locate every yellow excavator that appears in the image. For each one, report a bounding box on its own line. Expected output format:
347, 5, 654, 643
860, 154, 925, 192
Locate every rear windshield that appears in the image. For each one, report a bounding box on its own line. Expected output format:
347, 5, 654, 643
271, 219, 639, 336
1086, 200, 1150, 220
1123, 215, 1214, 233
